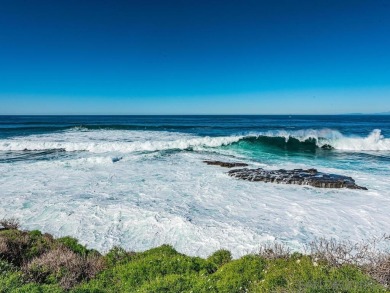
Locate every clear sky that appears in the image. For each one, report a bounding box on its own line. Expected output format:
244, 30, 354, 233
1, 0, 389, 114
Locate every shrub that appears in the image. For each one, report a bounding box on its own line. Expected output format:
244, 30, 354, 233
26, 231, 56, 260
364, 254, 390, 287
0, 259, 16, 276
0, 230, 30, 266
0, 229, 56, 266
137, 274, 197, 293
0, 270, 25, 291
76, 245, 216, 291
258, 242, 291, 260
308, 235, 388, 267
309, 235, 390, 286
138, 244, 179, 258
24, 247, 84, 288
28, 230, 42, 237
84, 254, 106, 280
0, 236, 8, 255
254, 256, 387, 292
206, 255, 267, 292
57, 236, 89, 256
207, 249, 232, 267
24, 246, 105, 289
105, 246, 135, 267
0, 218, 20, 230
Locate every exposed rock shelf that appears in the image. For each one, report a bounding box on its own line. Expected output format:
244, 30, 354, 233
203, 160, 249, 168
228, 168, 367, 190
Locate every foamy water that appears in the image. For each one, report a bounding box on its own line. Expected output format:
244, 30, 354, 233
1, 116, 390, 257
245, 128, 390, 151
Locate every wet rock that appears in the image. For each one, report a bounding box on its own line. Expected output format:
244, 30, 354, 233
112, 156, 123, 163
204, 160, 249, 168
228, 168, 367, 190
321, 144, 334, 150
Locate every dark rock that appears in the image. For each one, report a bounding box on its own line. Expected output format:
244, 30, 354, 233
228, 168, 367, 190
112, 156, 123, 163
204, 160, 249, 168
321, 144, 334, 150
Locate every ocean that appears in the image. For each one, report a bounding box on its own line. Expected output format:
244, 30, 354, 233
0, 115, 389, 257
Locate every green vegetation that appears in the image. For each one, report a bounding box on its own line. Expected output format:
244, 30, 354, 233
56, 237, 90, 256
207, 249, 232, 267
0, 219, 389, 292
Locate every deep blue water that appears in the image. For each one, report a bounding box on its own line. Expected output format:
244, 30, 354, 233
1, 115, 390, 137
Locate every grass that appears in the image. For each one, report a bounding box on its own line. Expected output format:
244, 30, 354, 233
0, 219, 389, 292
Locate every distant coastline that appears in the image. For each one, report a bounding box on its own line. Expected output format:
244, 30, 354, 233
345, 111, 390, 115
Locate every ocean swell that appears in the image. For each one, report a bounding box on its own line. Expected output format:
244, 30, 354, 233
0, 135, 243, 153
237, 129, 390, 151
0, 129, 389, 154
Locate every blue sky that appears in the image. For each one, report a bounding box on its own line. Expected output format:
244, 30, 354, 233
1, 0, 389, 114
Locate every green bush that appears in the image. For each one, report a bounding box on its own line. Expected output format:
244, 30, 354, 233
0, 260, 15, 274
207, 255, 266, 292
76, 245, 216, 292
0, 270, 25, 292
28, 230, 42, 238
0, 229, 55, 266
137, 274, 197, 293
207, 249, 232, 267
57, 237, 89, 256
104, 246, 134, 267
26, 232, 55, 260
254, 256, 387, 292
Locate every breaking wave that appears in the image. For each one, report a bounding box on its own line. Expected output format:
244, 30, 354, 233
237, 129, 390, 151
0, 129, 389, 154
0, 136, 243, 153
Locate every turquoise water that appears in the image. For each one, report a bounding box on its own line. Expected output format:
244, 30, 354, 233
0, 115, 389, 257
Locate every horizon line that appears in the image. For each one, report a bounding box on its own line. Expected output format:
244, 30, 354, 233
1, 113, 389, 116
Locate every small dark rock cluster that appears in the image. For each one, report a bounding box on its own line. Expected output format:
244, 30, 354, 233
203, 160, 249, 168
321, 144, 334, 150
228, 168, 367, 190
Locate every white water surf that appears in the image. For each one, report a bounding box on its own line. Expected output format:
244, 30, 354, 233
0, 129, 389, 258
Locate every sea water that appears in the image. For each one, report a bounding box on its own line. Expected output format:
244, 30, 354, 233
0, 115, 389, 257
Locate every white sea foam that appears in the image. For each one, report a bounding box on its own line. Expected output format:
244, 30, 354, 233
322, 129, 390, 151
249, 129, 390, 151
1, 128, 389, 153
0, 130, 242, 153
0, 129, 389, 257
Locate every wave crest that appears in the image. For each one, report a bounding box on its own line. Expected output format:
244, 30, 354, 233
238, 129, 390, 151
0, 136, 243, 153
0, 129, 389, 153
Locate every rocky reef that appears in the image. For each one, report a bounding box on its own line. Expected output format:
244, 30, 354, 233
203, 160, 249, 168
228, 168, 367, 190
